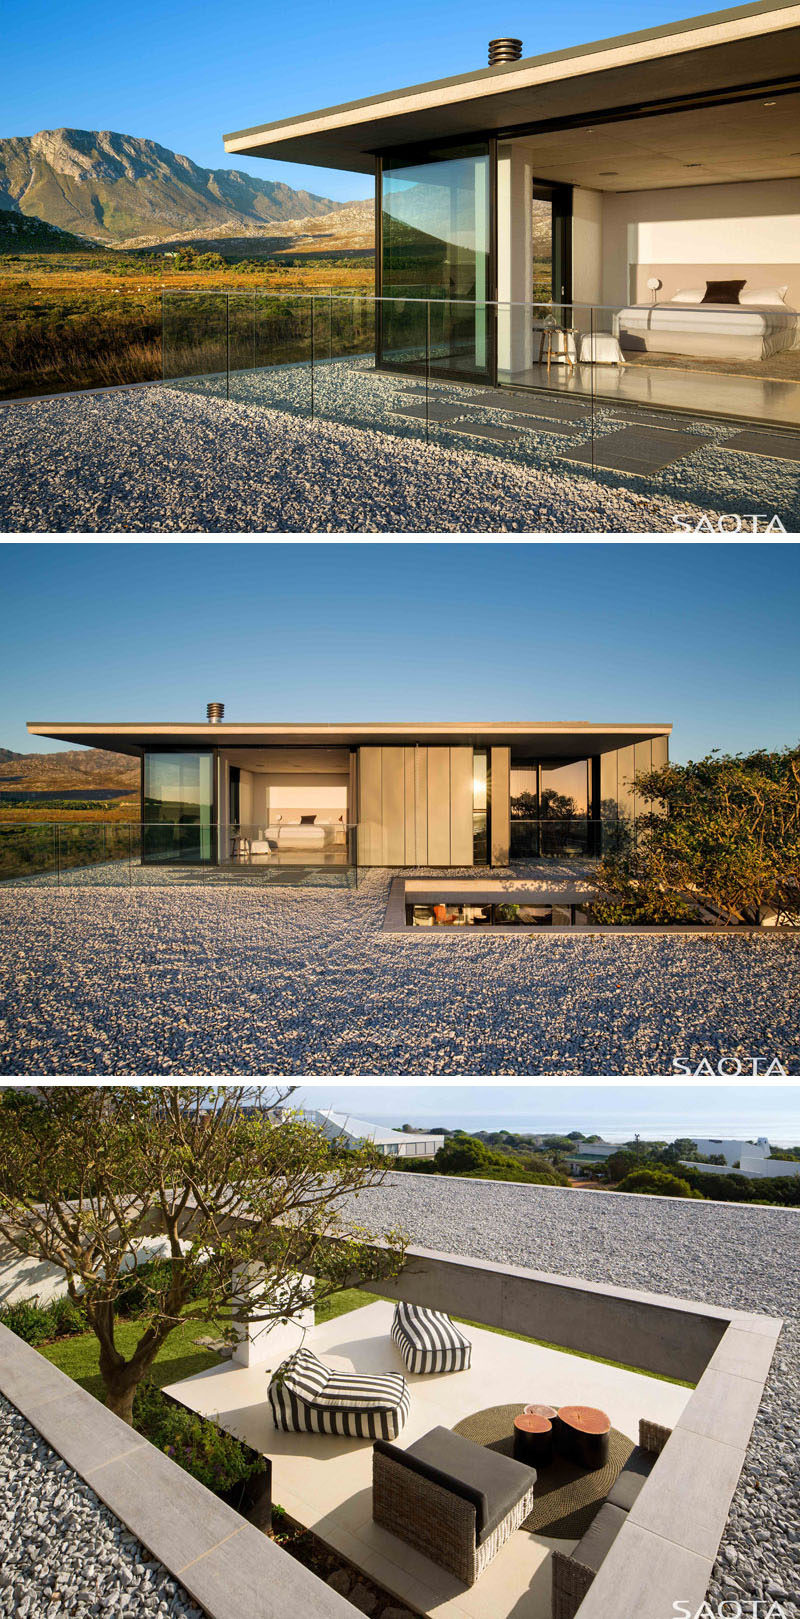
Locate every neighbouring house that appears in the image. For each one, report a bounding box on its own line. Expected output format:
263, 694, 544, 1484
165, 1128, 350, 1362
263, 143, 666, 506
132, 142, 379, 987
683, 1138, 800, 1177
26, 707, 671, 869
222, 0, 800, 425
278, 1106, 443, 1158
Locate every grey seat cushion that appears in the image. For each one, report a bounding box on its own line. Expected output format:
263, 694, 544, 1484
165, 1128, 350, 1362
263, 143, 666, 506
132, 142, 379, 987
606, 1446, 655, 1512
573, 1503, 628, 1573
375, 1425, 535, 1545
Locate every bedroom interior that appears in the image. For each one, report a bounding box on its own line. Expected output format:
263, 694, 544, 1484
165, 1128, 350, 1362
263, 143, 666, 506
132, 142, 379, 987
220, 748, 351, 863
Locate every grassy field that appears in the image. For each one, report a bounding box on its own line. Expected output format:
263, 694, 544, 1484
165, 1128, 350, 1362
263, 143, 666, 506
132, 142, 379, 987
38, 1288, 379, 1401
0, 249, 373, 399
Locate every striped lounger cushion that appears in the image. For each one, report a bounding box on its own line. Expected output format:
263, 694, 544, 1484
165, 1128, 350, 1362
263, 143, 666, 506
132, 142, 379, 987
391, 1302, 472, 1374
268, 1347, 410, 1440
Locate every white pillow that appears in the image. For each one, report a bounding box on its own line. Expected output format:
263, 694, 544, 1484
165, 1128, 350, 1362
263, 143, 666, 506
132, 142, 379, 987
669, 288, 704, 303
739, 285, 789, 306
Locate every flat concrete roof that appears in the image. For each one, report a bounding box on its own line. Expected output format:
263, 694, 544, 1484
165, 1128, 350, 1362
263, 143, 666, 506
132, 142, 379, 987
26, 720, 672, 758
223, 0, 800, 174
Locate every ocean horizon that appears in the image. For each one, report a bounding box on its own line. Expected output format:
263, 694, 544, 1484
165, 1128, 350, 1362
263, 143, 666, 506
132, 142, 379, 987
364, 1110, 800, 1146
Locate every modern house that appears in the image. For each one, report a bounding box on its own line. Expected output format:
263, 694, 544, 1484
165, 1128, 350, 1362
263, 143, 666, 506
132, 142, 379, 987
277, 1106, 443, 1157
26, 709, 671, 868
223, 0, 800, 420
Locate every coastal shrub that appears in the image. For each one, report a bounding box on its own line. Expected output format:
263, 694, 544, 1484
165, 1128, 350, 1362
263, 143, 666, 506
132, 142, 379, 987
617, 1169, 702, 1198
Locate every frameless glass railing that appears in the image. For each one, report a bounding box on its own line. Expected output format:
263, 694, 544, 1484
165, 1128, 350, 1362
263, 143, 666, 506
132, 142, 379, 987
162, 289, 800, 528
0, 821, 359, 888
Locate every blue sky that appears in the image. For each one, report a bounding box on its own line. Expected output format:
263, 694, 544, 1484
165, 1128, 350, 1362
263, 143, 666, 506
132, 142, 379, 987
6, 0, 717, 204
2, 543, 798, 760
293, 1085, 800, 1143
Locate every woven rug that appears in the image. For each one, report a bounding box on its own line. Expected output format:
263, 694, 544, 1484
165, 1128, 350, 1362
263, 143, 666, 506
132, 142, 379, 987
452, 1405, 633, 1540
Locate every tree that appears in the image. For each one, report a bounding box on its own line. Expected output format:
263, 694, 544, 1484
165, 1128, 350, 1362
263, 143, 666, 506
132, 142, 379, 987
0, 1087, 407, 1424
617, 1169, 703, 1199
592, 746, 800, 926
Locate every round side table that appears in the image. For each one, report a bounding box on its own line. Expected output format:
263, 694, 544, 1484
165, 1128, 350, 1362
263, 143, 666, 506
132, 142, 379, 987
554, 1405, 610, 1470
513, 1411, 553, 1469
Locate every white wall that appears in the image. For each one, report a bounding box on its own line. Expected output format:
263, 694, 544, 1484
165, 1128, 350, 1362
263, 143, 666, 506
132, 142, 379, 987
601, 178, 800, 305
572, 188, 603, 319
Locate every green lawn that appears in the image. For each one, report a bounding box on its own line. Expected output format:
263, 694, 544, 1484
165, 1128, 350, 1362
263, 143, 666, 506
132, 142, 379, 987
37, 1289, 379, 1400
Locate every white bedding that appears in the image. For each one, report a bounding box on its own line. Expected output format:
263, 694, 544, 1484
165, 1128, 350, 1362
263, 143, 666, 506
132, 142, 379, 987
266, 822, 344, 850
612, 302, 797, 361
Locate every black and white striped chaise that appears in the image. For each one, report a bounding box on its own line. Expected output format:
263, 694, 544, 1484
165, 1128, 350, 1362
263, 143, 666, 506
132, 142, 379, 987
391, 1301, 472, 1374
268, 1347, 410, 1440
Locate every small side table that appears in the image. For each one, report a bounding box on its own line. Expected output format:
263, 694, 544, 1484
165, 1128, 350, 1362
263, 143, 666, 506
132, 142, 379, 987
513, 1411, 553, 1469
537, 326, 577, 374
554, 1406, 610, 1470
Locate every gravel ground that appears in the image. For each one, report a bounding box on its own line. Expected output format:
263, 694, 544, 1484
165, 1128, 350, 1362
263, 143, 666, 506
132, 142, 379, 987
0, 871, 798, 1074
347, 1175, 800, 1614
0, 1397, 204, 1619
0, 377, 765, 534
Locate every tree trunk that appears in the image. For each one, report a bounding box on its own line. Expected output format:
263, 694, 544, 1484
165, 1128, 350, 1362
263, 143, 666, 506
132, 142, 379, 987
104, 1378, 137, 1425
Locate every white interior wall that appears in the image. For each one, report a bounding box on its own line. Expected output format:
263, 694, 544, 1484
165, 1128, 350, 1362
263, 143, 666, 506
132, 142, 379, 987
246, 772, 348, 831
600, 178, 800, 305
571, 187, 603, 323
497, 142, 533, 372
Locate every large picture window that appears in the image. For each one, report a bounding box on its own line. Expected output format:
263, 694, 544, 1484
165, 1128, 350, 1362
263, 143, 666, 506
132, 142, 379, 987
510, 758, 592, 858
143, 752, 214, 863
379, 143, 494, 384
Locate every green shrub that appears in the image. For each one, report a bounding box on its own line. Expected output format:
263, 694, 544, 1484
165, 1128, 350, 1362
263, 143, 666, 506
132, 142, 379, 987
617, 1169, 703, 1198
132, 1381, 263, 1493
0, 1294, 86, 1343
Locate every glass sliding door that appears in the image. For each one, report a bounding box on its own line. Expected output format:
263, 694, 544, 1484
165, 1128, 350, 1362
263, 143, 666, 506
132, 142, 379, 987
379, 143, 495, 384
143, 752, 214, 863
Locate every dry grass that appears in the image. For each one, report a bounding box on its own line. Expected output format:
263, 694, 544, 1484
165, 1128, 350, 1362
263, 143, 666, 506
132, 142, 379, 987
0, 259, 371, 399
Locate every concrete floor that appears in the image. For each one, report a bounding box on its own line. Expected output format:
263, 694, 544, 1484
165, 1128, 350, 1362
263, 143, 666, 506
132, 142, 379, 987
504, 360, 800, 429
165, 1301, 691, 1619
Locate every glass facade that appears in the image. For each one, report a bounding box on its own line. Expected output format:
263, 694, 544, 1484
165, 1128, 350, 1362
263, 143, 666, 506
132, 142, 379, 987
143, 752, 214, 863
473, 749, 488, 865
510, 757, 593, 858
380, 144, 493, 383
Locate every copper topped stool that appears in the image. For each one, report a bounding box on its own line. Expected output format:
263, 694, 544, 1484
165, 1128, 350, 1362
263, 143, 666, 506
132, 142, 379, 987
513, 1410, 554, 1468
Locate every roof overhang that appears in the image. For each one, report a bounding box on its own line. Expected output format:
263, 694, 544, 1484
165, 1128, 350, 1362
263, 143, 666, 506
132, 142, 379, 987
26, 720, 672, 758
223, 1, 800, 175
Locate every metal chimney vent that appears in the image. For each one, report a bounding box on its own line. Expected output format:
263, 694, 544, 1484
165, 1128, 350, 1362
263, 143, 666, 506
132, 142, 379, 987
207, 702, 225, 723
488, 37, 522, 63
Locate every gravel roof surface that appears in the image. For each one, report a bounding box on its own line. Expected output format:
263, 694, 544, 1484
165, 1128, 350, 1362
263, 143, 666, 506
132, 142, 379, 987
0, 1396, 204, 1619
0, 382, 735, 534
350, 1174, 800, 1615
0, 871, 798, 1074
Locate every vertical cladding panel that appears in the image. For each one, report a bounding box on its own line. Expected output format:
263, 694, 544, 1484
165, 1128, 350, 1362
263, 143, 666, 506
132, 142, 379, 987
490, 747, 510, 865
414, 748, 429, 866
381, 747, 406, 865
450, 748, 474, 866
404, 747, 417, 866
358, 746, 382, 865
651, 733, 669, 770
427, 748, 452, 865
633, 740, 653, 821
615, 744, 637, 826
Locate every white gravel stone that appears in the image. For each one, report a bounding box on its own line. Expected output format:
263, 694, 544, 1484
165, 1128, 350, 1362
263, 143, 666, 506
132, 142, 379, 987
0, 871, 797, 1074
0, 379, 766, 534
0, 1399, 204, 1619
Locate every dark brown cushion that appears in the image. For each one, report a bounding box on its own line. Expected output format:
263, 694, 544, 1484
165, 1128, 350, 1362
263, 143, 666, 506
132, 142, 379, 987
606, 1447, 655, 1512
375, 1427, 534, 1545
702, 279, 746, 304
299, 814, 317, 824
573, 1503, 628, 1573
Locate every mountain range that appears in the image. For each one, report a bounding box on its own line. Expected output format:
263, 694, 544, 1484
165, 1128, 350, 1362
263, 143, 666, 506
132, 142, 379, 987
0, 748, 139, 792
0, 128, 350, 246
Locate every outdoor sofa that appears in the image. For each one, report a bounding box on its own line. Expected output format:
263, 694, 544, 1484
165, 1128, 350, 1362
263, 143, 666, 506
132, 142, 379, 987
268, 1347, 410, 1440
391, 1301, 472, 1374
551, 1419, 672, 1619
373, 1424, 536, 1585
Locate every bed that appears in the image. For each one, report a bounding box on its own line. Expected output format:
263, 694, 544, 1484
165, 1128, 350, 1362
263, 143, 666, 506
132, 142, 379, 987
266, 821, 345, 851
612, 301, 797, 362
